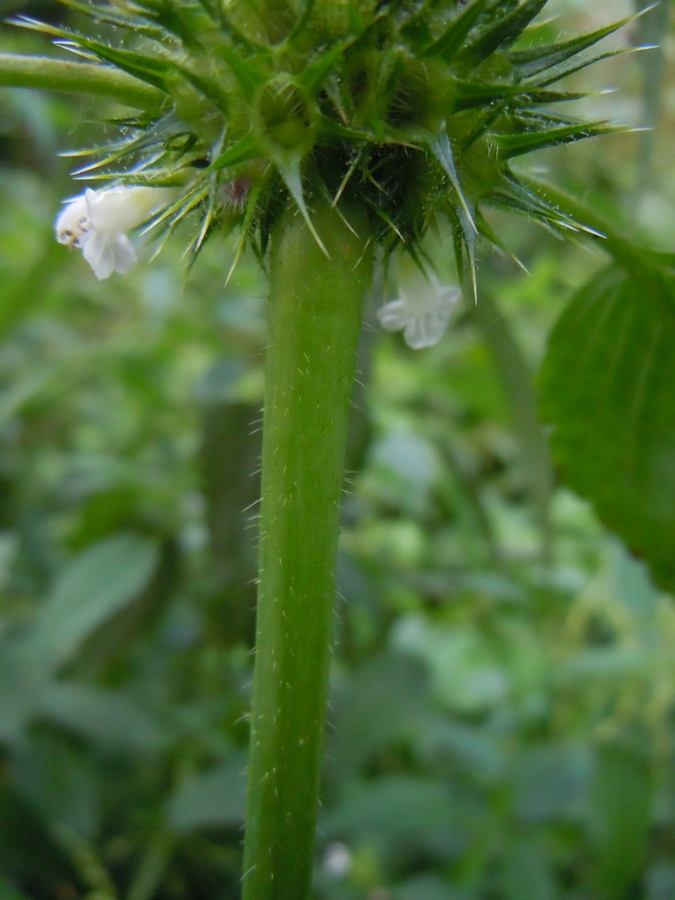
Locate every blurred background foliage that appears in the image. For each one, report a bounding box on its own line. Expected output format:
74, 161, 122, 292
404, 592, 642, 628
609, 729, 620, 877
1, 0, 675, 898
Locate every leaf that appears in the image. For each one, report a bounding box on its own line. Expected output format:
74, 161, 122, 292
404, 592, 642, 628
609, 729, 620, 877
0, 636, 50, 744
0, 784, 81, 896
392, 615, 508, 714
394, 875, 469, 900
589, 741, 652, 898
0, 876, 31, 900
39, 682, 167, 753
325, 651, 432, 777
502, 834, 556, 900
320, 775, 459, 841
539, 264, 675, 591
166, 752, 247, 832
512, 744, 592, 823
10, 728, 100, 838
0, 366, 54, 429
29, 534, 160, 672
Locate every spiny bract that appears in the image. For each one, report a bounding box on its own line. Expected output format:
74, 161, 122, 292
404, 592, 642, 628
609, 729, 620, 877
21, 0, 628, 285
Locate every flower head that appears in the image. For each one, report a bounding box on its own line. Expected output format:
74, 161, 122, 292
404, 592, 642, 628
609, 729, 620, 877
55, 186, 171, 280
378, 270, 461, 350
34, 0, 624, 287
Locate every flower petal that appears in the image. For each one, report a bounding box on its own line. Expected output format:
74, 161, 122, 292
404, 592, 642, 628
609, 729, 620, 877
403, 308, 453, 349
55, 195, 90, 248
83, 232, 137, 280
88, 186, 171, 233
378, 281, 461, 348
376, 299, 409, 332
111, 233, 138, 275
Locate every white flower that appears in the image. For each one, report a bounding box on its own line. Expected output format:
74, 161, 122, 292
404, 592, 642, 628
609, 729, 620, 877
377, 272, 462, 350
377, 269, 461, 349
322, 842, 352, 879
55, 186, 171, 280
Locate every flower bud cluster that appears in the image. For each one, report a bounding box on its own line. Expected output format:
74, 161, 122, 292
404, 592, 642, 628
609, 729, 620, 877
34, 1, 624, 292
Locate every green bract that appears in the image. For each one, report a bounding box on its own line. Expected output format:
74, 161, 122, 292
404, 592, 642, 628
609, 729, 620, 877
16, 0, 627, 284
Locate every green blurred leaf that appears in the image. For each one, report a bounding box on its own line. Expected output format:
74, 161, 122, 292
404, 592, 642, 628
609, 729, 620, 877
608, 539, 658, 619
29, 533, 160, 671
0, 366, 54, 428
589, 741, 652, 898
502, 834, 556, 900
39, 681, 167, 754
394, 874, 469, 900
10, 729, 100, 838
513, 744, 591, 824
0, 637, 47, 744
0, 876, 31, 900
325, 652, 432, 776
166, 752, 247, 832
647, 861, 675, 900
0, 782, 81, 896
555, 645, 646, 685
540, 264, 675, 591
321, 775, 459, 844
392, 616, 508, 714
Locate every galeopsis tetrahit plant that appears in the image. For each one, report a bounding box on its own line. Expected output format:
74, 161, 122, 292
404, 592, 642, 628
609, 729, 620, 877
0, 1, 629, 897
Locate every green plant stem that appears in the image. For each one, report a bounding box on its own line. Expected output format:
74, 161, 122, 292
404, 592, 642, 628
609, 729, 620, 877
242, 198, 374, 900
0, 54, 164, 112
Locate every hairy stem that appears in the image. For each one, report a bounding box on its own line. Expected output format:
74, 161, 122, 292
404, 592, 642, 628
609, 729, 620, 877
243, 199, 374, 900
0, 54, 164, 112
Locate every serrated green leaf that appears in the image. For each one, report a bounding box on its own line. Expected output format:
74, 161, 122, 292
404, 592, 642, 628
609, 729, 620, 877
540, 265, 675, 591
